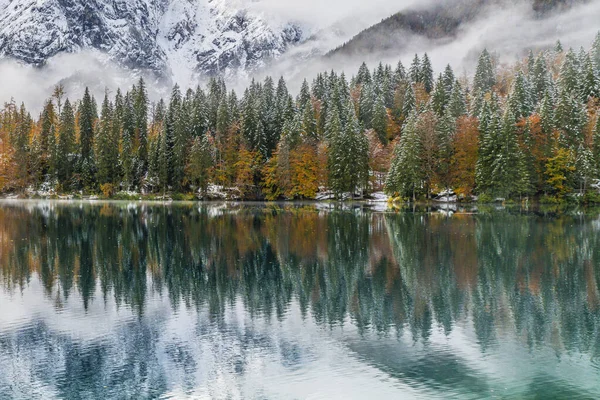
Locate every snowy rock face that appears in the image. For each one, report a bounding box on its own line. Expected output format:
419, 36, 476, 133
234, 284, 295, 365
0, 0, 303, 79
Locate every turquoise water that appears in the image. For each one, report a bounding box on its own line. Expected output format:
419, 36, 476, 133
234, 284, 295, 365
0, 201, 598, 399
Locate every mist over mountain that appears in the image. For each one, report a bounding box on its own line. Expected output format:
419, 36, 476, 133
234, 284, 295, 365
326, 0, 590, 66
0, 0, 598, 109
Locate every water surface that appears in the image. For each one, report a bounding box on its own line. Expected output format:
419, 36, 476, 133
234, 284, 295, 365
0, 201, 599, 399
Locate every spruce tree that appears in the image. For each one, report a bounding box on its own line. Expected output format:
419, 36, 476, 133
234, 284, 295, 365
431, 74, 448, 117
385, 112, 423, 200
409, 54, 421, 83
134, 77, 149, 181
297, 79, 311, 111
509, 71, 533, 120
357, 62, 372, 86
358, 81, 374, 130
302, 101, 318, 142
79, 87, 97, 189
187, 134, 214, 194
96, 93, 118, 186
492, 110, 524, 198
394, 60, 407, 87
421, 53, 434, 93
372, 92, 388, 144
121, 94, 135, 190
558, 49, 582, 99
40, 100, 56, 179
443, 64, 455, 95
473, 49, 496, 94
447, 81, 467, 119
57, 99, 76, 189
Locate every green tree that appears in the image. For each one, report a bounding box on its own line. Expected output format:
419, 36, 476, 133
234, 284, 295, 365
386, 112, 423, 200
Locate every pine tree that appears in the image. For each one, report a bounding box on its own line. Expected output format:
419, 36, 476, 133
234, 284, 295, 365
473, 49, 496, 94
581, 52, 600, 100
371, 92, 388, 144
358, 81, 374, 129
402, 85, 416, 121
575, 144, 596, 194
431, 74, 448, 117
447, 81, 467, 119
492, 110, 524, 198
216, 95, 231, 136
187, 133, 214, 194
593, 115, 600, 171
558, 48, 582, 99
327, 100, 368, 196
475, 101, 500, 195
436, 111, 455, 190
470, 90, 485, 119
532, 54, 552, 104
555, 90, 587, 148
79, 87, 97, 189
57, 99, 76, 189
297, 79, 311, 111
421, 53, 434, 93
509, 71, 533, 120
357, 62, 372, 86
301, 101, 318, 142
134, 77, 149, 181
385, 112, 422, 200
96, 93, 119, 187
443, 64, 455, 95
40, 100, 56, 179
409, 54, 421, 83
394, 60, 407, 87
121, 93, 135, 189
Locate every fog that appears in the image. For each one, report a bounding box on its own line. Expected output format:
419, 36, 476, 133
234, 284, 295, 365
0, 0, 599, 112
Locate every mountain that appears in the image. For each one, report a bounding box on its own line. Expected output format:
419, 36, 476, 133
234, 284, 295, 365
327, 0, 587, 60
0, 0, 303, 80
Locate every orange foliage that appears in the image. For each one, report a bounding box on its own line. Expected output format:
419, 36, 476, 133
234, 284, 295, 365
451, 116, 479, 197
288, 144, 319, 199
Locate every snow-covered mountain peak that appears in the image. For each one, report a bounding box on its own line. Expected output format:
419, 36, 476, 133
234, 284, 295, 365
0, 0, 304, 82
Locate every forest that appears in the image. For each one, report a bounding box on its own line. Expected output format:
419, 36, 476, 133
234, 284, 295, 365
1, 34, 600, 203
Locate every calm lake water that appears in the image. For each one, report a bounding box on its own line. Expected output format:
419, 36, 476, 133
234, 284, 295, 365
0, 201, 599, 399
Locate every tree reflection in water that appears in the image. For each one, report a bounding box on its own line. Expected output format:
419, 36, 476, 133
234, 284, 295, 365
0, 201, 599, 399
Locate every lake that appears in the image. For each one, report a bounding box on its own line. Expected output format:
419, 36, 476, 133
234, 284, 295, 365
0, 201, 599, 399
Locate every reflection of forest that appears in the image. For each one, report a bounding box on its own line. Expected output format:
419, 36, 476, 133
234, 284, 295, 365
1, 201, 599, 358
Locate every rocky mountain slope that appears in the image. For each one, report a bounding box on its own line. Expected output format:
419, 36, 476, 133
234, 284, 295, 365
0, 0, 303, 79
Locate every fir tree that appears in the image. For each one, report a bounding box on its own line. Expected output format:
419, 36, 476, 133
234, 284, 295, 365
385, 112, 423, 200
358, 82, 374, 130
96, 93, 118, 186
297, 79, 312, 111
509, 71, 533, 120
372, 92, 388, 144
79, 87, 97, 189
421, 53, 434, 93
473, 49, 496, 94
40, 100, 56, 179
121, 94, 135, 189
134, 77, 149, 181
447, 81, 467, 119
302, 101, 318, 142
443, 64, 455, 95
558, 49, 582, 99
431, 74, 448, 117
57, 99, 76, 189
409, 54, 421, 83
187, 133, 214, 194
394, 60, 407, 87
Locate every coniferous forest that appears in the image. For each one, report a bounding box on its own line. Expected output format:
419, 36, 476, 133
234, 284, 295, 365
2, 35, 600, 203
